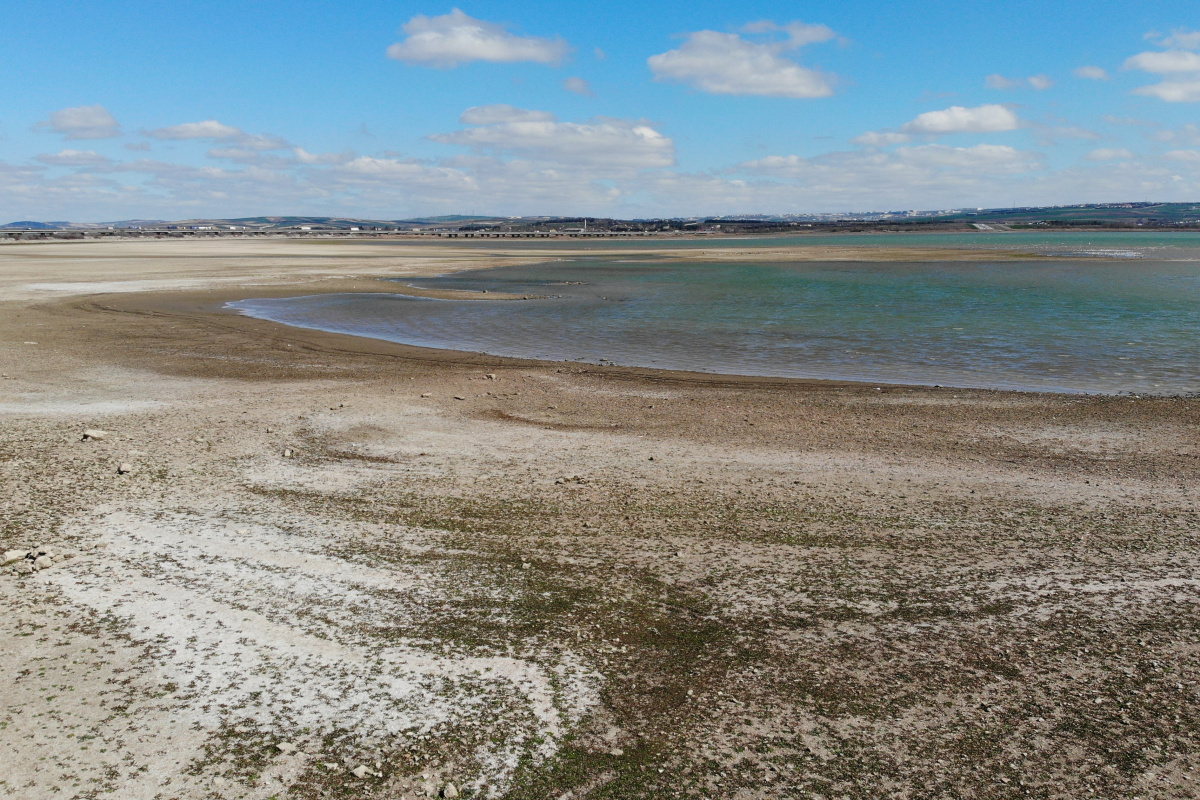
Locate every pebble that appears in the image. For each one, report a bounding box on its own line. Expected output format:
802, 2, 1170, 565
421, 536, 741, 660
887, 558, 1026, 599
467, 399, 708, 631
276, 741, 298, 754
443, 782, 460, 798
453, 396, 465, 401
82, 429, 110, 441
351, 764, 369, 778
117, 463, 134, 475
283, 448, 294, 458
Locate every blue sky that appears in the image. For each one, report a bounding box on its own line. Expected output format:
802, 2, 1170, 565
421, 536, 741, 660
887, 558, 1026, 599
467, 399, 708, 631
5, 0, 1200, 220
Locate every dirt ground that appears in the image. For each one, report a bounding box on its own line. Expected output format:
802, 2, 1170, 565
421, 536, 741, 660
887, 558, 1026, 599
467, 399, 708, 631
1, 238, 1199, 800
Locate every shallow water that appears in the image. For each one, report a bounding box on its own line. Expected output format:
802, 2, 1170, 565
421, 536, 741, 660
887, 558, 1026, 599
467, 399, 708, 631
231, 234, 1200, 394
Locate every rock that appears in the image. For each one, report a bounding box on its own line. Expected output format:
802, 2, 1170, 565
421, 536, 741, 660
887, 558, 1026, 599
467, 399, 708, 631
283, 448, 294, 458
443, 782, 460, 798
485, 373, 496, 380
117, 463, 134, 475
610, 748, 624, 757
453, 396, 465, 401
421, 393, 432, 398
351, 764, 369, 778
82, 429, 109, 441
2, 550, 24, 566
33, 556, 53, 571
276, 741, 297, 754
14, 562, 33, 575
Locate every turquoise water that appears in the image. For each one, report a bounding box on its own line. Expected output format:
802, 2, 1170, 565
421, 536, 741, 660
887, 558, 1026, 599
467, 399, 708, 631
231, 234, 1200, 394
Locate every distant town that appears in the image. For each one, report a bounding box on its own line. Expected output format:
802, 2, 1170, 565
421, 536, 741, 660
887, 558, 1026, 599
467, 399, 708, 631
4, 201, 1200, 240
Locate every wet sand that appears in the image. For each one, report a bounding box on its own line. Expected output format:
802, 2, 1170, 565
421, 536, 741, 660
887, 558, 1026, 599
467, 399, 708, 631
2, 238, 1199, 799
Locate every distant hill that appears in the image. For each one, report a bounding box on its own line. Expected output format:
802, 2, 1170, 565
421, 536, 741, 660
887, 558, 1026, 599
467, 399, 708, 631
1, 221, 66, 229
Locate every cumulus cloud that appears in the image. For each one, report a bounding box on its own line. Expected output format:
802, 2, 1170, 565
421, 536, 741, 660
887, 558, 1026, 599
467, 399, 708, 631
144, 120, 292, 150
900, 104, 1020, 135
851, 131, 912, 147
563, 77, 593, 96
1085, 148, 1135, 161
648, 21, 837, 98
1125, 50, 1200, 73
36, 149, 114, 167
459, 105, 555, 125
1153, 123, 1200, 145
386, 9, 569, 68
1134, 80, 1200, 103
35, 104, 121, 140
985, 74, 1054, 90
430, 106, 675, 170
1126, 35, 1200, 102
1146, 28, 1200, 50
1074, 65, 1110, 80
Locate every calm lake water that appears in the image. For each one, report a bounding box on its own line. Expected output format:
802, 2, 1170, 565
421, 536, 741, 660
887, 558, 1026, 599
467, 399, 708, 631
230, 233, 1200, 394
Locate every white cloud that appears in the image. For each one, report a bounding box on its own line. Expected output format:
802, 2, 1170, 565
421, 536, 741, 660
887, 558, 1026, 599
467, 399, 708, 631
35, 104, 121, 140
900, 104, 1020, 135
431, 107, 674, 170
1074, 65, 1110, 80
1155, 123, 1200, 145
647, 22, 837, 98
986, 74, 1054, 90
1164, 149, 1200, 162
1125, 43, 1200, 102
563, 77, 593, 96
1134, 80, 1200, 102
459, 105, 555, 125
386, 9, 569, 68
148, 120, 242, 140
1085, 148, 1135, 161
1125, 50, 1200, 73
36, 149, 114, 167
145, 120, 291, 150
851, 131, 911, 147
1146, 28, 1200, 50
742, 144, 1042, 178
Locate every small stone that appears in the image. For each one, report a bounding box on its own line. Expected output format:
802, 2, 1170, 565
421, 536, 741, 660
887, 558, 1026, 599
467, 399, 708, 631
266, 427, 274, 433
117, 463, 134, 475
82, 429, 109, 441
283, 448, 294, 458
485, 373, 496, 380
2, 550, 24, 566
453, 396, 465, 401
33, 556, 53, 571
351, 764, 369, 778
443, 782, 459, 798
276, 741, 298, 754
521, 562, 531, 570
15, 562, 33, 575
421, 393, 432, 398
610, 748, 624, 757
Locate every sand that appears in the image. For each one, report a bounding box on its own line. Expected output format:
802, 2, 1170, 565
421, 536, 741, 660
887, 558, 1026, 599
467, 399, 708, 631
1, 238, 1198, 799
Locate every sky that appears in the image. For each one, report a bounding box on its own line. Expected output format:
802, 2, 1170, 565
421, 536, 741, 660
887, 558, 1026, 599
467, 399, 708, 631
5, 0, 1200, 221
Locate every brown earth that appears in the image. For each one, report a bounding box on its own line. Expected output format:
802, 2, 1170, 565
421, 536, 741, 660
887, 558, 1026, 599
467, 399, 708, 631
1, 238, 1198, 800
